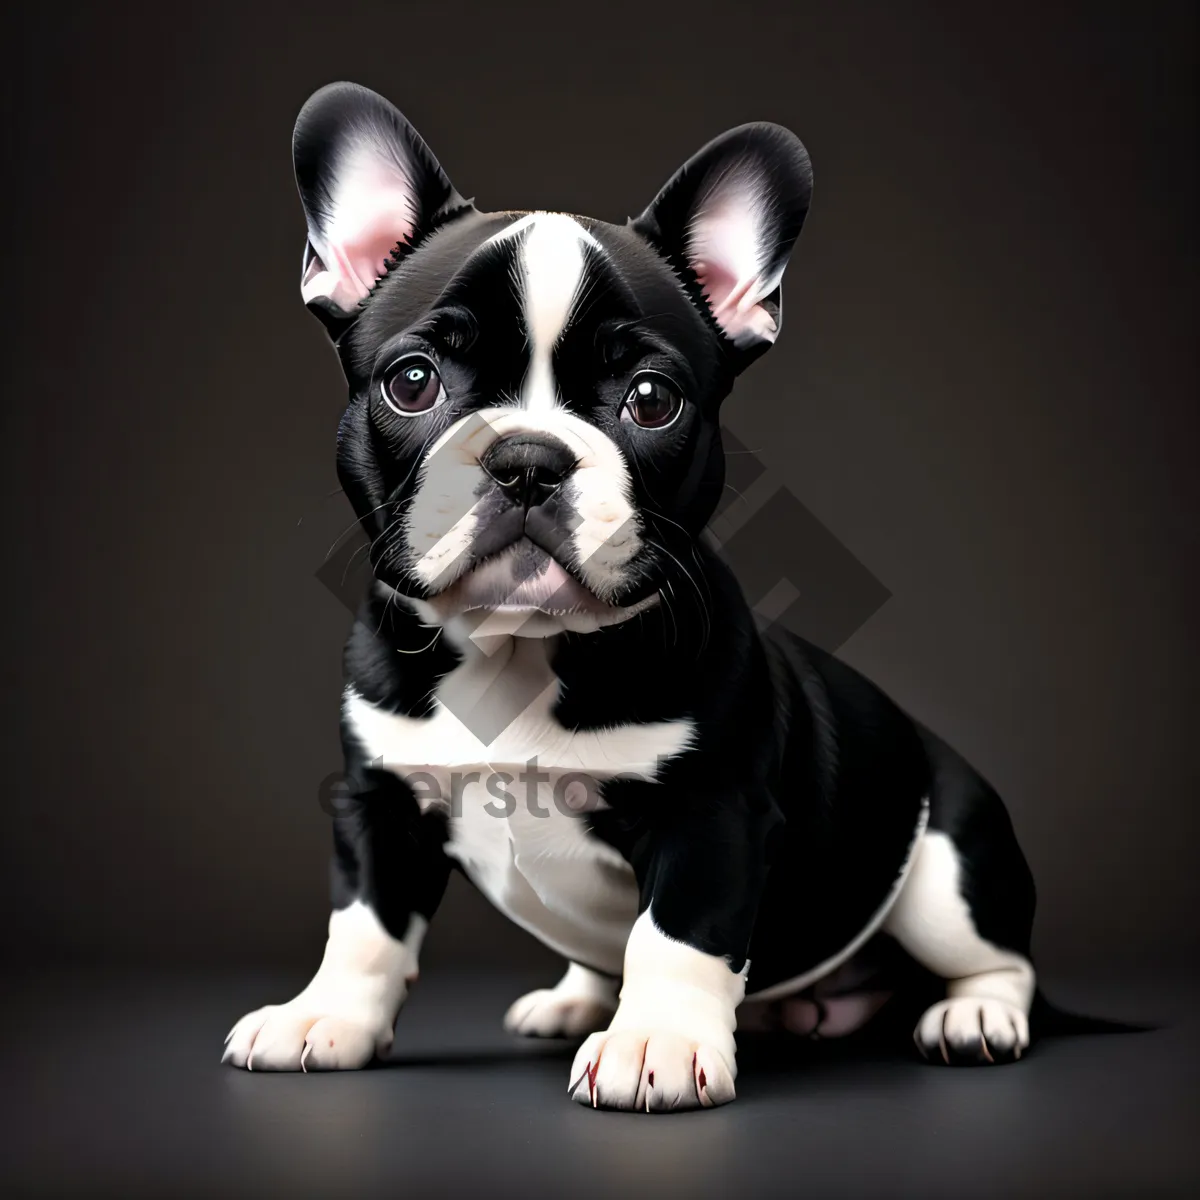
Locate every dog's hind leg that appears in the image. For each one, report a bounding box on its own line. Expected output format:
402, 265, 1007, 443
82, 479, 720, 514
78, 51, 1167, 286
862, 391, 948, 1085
883, 738, 1037, 1065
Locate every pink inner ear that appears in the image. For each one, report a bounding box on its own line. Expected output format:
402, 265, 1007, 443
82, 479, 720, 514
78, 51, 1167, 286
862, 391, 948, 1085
688, 187, 780, 347
693, 261, 780, 346
301, 149, 418, 313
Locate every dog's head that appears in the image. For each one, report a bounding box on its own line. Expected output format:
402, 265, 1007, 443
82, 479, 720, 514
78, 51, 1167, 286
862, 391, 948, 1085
295, 83, 811, 637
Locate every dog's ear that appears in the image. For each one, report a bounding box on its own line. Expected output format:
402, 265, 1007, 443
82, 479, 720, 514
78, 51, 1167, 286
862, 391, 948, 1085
293, 82, 471, 337
632, 124, 812, 367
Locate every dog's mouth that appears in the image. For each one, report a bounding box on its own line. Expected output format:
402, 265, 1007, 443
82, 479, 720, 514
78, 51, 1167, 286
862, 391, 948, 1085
452, 542, 608, 612
423, 540, 657, 632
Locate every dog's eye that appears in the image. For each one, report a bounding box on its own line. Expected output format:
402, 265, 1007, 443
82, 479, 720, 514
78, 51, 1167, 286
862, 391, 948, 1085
382, 356, 445, 415
621, 375, 683, 430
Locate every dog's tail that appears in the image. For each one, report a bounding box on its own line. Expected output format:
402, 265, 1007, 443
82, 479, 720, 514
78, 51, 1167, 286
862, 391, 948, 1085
1031, 989, 1155, 1038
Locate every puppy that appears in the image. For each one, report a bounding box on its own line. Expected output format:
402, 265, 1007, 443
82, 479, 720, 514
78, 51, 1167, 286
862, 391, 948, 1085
224, 82, 1040, 1109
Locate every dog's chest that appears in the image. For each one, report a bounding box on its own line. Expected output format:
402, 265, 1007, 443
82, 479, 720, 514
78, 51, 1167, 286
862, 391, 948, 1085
343, 636, 694, 973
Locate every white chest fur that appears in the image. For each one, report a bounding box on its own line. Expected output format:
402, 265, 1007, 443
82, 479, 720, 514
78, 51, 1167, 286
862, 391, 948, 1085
342, 635, 694, 974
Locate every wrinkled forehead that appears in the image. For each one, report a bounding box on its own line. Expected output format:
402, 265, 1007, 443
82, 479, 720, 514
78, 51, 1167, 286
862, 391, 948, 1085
348, 209, 718, 385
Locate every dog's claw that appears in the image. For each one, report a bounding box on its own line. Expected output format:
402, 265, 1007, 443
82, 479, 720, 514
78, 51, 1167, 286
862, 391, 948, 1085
914, 997, 1030, 1066
570, 1031, 735, 1111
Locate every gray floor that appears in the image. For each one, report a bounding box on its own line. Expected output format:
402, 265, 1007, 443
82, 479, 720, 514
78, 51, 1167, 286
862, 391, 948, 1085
3, 967, 1197, 1198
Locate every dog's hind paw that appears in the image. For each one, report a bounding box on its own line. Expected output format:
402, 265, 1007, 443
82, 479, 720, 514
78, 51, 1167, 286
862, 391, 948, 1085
914, 997, 1029, 1066
568, 1030, 735, 1111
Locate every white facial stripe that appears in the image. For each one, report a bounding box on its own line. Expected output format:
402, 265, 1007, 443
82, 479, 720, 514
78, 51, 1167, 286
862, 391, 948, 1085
488, 213, 600, 411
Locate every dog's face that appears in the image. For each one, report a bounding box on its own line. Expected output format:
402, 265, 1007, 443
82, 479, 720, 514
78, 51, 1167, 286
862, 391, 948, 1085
295, 84, 811, 636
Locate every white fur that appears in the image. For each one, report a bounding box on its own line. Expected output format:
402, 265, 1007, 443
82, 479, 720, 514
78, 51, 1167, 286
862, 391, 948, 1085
406, 409, 493, 591
504, 962, 619, 1038
343, 636, 694, 974
223, 901, 425, 1071
436, 590, 659, 642
568, 909, 744, 1110
611, 910, 746, 1066
883, 829, 1035, 1058
915, 997, 1029, 1062
882, 831, 1035, 1008
486, 213, 600, 412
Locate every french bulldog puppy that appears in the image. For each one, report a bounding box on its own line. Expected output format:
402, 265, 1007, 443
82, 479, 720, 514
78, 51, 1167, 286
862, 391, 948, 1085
224, 83, 1041, 1110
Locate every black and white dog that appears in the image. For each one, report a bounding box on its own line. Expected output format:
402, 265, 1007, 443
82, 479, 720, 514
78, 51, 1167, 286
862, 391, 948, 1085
224, 82, 1044, 1109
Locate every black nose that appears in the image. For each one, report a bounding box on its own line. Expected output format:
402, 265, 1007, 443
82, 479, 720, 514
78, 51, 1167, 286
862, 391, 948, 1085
480, 434, 576, 508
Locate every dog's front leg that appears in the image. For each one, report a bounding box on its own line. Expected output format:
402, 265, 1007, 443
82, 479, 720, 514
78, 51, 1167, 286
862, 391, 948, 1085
569, 793, 780, 1112
223, 753, 451, 1071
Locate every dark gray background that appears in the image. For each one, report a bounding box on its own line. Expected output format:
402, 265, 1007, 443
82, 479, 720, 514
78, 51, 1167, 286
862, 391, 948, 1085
3, 4, 1197, 974
3, 0, 1197, 983
2, 3, 1197, 1197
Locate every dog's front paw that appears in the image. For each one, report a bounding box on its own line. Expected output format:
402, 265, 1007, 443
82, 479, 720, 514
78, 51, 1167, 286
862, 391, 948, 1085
914, 997, 1029, 1066
504, 987, 615, 1038
222, 999, 397, 1072
568, 1030, 735, 1111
